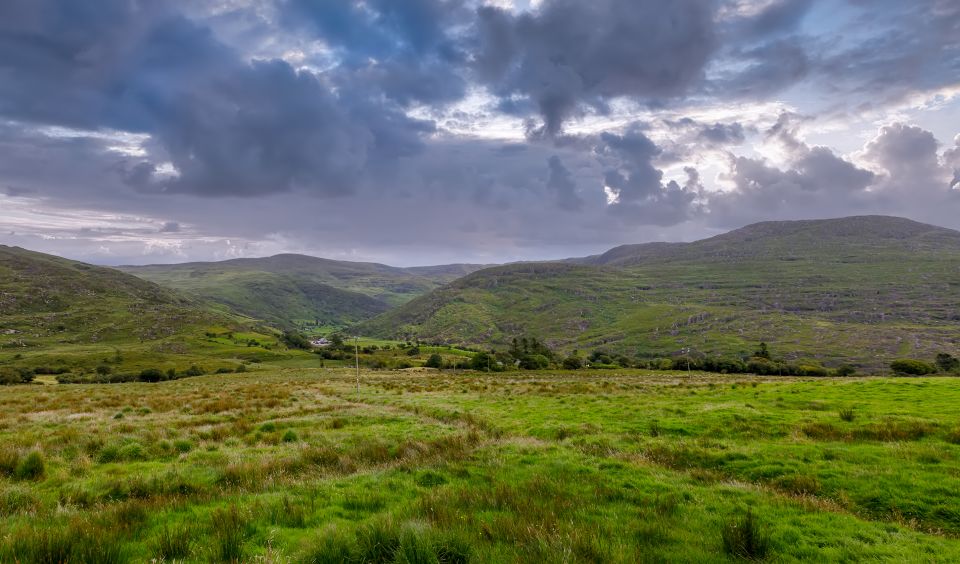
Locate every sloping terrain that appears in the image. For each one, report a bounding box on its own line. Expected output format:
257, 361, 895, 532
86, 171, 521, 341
357, 216, 960, 369
121, 254, 487, 328
0, 245, 279, 372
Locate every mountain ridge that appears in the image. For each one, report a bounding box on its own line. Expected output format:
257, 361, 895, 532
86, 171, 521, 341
355, 215, 960, 369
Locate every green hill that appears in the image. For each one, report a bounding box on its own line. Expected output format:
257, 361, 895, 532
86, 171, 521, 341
120, 254, 487, 328
0, 246, 284, 375
356, 216, 960, 370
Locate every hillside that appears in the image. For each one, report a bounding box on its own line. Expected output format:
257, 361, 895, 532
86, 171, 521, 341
356, 216, 960, 369
0, 246, 283, 374
120, 254, 487, 328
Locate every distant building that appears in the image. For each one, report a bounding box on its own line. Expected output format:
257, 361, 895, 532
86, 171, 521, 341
310, 337, 331, 347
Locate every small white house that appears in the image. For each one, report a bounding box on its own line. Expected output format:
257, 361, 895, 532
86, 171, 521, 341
310, 337, 331, 347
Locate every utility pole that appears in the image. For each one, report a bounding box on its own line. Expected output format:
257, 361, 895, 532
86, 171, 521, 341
354, 336, 360, 394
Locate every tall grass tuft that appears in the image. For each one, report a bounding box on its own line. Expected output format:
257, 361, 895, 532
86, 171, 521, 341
209, 505, 251, 563
839, 408, 855, 422
152, 523, 194, 561
722, 508, 770, 560
14, 450, 46, 481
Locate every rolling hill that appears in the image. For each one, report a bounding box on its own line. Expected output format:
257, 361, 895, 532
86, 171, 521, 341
120, 254, 488, 328
356, 216, 960, 369
0, 245, 282, 373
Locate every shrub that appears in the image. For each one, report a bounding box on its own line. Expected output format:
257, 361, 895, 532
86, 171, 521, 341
282, 429, 298, 443
235, 364, 247, 373
936, 353, 960, 373
184, 365, 205, 377
14, 451, 45, 481
835, 364, 857, 377
722, 508, 770, 560
138, 368, 164, 382
519, 354, 550, 370
562, 355, 583, 369
424, 354, 444, 369
890, 359, 937, 376
215, 367, 233, 374
95, 365, 113, 376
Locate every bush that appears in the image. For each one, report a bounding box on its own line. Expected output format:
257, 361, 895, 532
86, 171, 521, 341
936, 353, 960, 373
835, 364, 857, 377
138, 368, 164, 382
890, 359, 937, 376
722, 509, 770, 560
562, 355, 583, 370
183, 365, 205, 377
0, 367, 34, 385
519, 354, 550, 370
280, 330, 312, 350
14, 451, 45, 481
424, 354, 444, 369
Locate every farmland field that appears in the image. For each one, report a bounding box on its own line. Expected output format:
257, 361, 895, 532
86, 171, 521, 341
2, 368, 959, 562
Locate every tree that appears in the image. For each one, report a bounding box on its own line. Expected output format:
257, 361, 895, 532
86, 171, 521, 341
425, 354, 444, 369
280, 330, 311, 350
935, 353, 959, 373
470, 352, 494, 371
754, 342, 771, 360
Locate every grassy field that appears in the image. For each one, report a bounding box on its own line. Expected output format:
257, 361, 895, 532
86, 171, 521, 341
2, 368, 959, 562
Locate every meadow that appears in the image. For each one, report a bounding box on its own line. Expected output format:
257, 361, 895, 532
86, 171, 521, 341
1, 368, 959, 562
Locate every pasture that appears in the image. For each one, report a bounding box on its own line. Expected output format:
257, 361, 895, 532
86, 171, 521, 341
1, 369, 959, 562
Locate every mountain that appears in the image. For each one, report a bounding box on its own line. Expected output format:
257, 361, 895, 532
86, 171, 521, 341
356, 216, 960, 369
0, 245, 278, 373
120, 254, 488, 328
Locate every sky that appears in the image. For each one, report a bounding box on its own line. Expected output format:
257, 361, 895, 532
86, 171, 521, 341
0, 0, 958, 267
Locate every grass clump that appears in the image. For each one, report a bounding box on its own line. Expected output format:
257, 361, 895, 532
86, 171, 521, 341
14, 450, 46, 481
152, 523, 194, 561
722, 508, 770, 560
839, 408, 856, 422
209, 505, 252, 563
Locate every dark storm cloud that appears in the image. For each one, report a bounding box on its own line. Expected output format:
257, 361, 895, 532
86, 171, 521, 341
282, 0, 469, 106
545, 156, 582, 211
0, 0, 435, 198
597, 127, 701, 224
473, 0, 718, 137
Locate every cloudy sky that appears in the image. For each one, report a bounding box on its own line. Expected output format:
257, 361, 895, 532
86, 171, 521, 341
1, 0, 958, 266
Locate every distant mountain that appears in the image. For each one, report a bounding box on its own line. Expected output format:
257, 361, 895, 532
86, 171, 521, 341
0, 245, 272, 371
120, 254, 488, 328
356, 216, 960, 369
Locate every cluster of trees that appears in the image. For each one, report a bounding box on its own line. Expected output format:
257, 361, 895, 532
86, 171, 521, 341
0, 367, 35, 385
54, 363, 247, 384
467, 337, 556, 372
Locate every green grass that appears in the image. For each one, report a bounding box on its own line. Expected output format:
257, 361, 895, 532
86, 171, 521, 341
2, 368, 960, 561
357, 217, 960, 370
